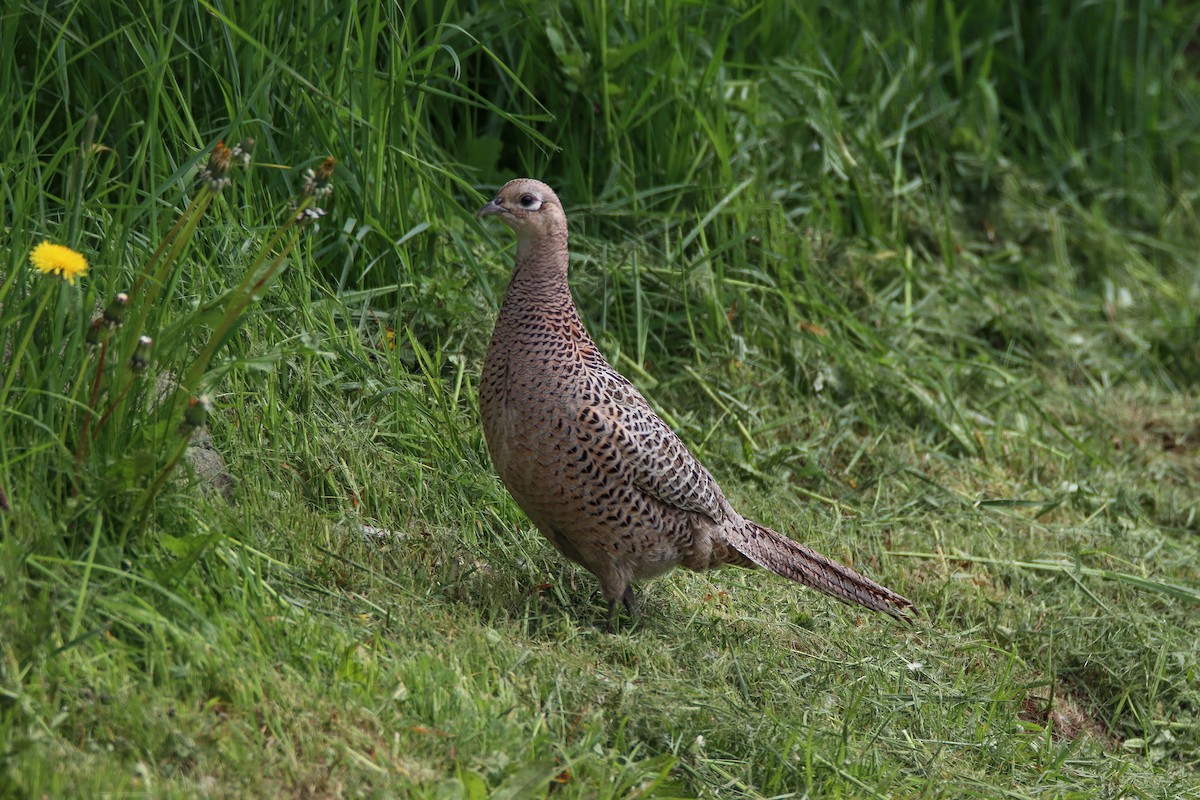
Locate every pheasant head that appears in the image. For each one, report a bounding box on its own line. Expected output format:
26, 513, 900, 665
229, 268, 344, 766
477, 178, 568, 263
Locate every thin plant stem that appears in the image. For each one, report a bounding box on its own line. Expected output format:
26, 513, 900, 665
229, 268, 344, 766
74, 337, 110, 464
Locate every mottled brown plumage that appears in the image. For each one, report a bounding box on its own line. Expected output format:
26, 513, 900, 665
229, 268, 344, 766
477, 178, 914, 626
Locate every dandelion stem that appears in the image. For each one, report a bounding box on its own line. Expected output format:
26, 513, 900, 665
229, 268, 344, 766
91, 377, 136, 436
75, 338, 110, 464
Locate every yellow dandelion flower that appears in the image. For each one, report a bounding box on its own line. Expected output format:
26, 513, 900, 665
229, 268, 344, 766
29, 242, 88, 285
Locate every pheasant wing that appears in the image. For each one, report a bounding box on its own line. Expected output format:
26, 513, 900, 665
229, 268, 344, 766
577, 376, 726, 523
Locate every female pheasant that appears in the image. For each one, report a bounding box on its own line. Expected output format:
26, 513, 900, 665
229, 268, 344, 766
478, 178, 914, 626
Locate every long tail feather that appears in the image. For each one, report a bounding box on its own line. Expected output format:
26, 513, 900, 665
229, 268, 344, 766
728, 519, 915, 622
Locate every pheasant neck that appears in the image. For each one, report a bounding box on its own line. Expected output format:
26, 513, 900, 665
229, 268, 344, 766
508, 236, 572, 305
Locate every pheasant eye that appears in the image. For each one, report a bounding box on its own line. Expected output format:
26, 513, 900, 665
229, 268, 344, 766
520, 194, 537, 207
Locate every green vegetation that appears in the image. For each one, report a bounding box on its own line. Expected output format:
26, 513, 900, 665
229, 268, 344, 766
2, 1, 1198, 796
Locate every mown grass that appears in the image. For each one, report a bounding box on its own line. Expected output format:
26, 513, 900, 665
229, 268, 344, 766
2, 1, 1199, 797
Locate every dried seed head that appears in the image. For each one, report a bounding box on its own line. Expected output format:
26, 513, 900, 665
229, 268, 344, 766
301, 157, 335, 199
198, 141, 234, 193
184, 395, 213, 428
294, 207, 327, 225
102, 292, 130, 327
86, 317, 107, 346
130, 335, 153, 371
316, 156, 335, 180
231, 137, 255, 170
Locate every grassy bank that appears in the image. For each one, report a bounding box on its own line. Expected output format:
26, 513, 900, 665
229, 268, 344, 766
2, 1, 1198, 796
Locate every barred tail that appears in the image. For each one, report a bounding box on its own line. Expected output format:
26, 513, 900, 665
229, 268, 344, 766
728, 519, 915, 622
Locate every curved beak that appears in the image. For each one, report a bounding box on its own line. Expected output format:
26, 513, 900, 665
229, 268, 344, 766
476, 197, 506, 219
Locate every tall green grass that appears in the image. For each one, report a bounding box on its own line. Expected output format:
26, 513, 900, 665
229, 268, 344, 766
2, 1, 1199, 796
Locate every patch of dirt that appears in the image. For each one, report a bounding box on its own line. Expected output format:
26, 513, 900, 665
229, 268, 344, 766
1018, 687, 1117, 749
1101, 391, 1200, 459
